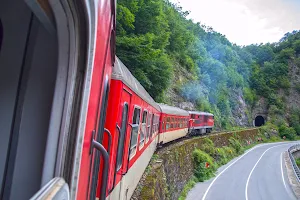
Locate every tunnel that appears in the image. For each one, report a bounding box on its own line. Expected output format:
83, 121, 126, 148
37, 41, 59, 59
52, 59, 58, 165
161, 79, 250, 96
254, 115, 265, 127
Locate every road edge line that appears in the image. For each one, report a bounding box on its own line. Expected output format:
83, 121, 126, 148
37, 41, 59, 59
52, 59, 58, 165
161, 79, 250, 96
201, 143, 273, 200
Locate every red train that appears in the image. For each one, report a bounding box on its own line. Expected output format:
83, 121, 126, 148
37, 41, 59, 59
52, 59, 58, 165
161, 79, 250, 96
1, 1, 213, 200
99, 58, 214, 200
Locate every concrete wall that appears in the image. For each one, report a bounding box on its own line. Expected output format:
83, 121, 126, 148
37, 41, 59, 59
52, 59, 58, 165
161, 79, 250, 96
131, 129, 259, 200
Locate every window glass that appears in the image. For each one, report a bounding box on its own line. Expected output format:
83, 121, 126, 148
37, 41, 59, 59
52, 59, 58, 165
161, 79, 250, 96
142, 111, 147, 123
116, 104, 128, 170
147, 113, 152, 139
152, 115, 156, 134
130, 107, 140, 157
140, 110, 147, 144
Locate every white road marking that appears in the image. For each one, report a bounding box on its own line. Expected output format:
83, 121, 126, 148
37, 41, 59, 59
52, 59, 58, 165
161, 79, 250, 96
245, 144, 287, 200
201, 143, 273, 200
280, 152, 287, 190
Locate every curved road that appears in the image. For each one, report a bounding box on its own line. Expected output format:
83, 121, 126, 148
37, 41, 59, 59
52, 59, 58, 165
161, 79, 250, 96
187, 142, 298, 200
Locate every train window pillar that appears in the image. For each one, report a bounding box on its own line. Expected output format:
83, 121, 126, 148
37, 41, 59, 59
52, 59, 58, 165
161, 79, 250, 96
129, 107, 140, 158
150, 114, 155, 137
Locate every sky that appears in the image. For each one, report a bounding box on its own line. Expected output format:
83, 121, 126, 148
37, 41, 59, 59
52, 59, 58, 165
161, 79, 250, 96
171, 0, 300, 46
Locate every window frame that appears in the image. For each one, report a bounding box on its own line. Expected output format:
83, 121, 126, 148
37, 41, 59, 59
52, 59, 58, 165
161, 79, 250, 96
140, 109, 148, 147
116, 102, 129, 171
129, 105, 141, 160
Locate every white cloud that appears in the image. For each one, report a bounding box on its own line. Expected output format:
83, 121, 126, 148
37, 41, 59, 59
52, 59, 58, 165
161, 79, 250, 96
171, 0, 300, 45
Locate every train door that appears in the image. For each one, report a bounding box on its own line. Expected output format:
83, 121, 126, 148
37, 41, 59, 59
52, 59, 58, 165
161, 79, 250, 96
109, 88, 131, 200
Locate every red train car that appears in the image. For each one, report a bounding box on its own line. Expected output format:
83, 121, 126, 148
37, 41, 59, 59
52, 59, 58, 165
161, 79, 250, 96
103, 58, 161, 200
188, 111, 214, 135
158, 104, 190, 144
0, 0, 116, 199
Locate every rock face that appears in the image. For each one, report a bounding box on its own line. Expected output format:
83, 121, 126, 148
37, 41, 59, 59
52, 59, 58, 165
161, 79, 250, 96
287, 60, 300, 111
231, 88, 251, 127
131, 129, 260, 200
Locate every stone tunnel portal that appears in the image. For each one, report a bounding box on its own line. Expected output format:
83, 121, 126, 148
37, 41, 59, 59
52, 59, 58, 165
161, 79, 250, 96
255, 115, 265, 127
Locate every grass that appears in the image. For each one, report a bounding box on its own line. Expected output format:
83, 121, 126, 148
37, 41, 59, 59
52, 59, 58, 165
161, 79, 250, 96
178, 177, 197, 200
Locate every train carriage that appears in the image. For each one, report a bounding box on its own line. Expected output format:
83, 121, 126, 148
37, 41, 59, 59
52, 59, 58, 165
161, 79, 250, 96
103, 57, 161, 200
158, 104, 190, 144
189, 111, 214, 135
0, 0, 116, 199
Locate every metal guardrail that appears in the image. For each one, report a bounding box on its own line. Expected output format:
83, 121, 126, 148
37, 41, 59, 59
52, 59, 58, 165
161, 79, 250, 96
288, 144, 300, 182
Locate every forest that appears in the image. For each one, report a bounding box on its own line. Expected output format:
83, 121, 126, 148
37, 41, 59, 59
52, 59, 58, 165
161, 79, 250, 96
116, 0, 300, 133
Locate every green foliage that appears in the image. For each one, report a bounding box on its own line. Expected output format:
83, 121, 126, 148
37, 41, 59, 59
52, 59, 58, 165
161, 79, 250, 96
200, 138, 216, 156
228, 137, 244, 154
278, 124, 296, 140
296, 158, 300, 168
192, 149, 216, 182
278, 48, 295, 61
243, 87, 257, 106
289, 110, 300, 135
178, 176, 197, 200
215, 147, 229, 165
116, 0, 300, 129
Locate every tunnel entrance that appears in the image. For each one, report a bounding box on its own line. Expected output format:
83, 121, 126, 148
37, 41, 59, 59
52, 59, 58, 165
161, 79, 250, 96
255, 116, 265, 127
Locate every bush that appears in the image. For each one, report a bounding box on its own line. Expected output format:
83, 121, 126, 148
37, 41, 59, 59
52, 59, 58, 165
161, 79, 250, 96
192, 149, 216, 182
296, 158, 300, 168
215, 147, 228, 165
294, 125, 300, 135
228, 137, 244, 154
200, 138, 216, 156
278, 125, 296, 140
178, 176, 197, 200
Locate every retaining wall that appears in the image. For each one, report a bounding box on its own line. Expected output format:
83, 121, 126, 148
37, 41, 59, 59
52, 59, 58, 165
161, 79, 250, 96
131, 128, 260, 200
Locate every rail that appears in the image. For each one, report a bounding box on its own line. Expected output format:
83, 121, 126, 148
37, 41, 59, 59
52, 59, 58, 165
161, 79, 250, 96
288, 144, 300, 182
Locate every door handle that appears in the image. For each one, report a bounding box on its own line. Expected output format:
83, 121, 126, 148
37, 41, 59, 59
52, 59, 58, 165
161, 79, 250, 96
104, 128, 112, 156
92, 139, 109, 200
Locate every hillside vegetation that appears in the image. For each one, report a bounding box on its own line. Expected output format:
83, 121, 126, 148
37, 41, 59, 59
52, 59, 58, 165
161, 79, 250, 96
116, 0, 300, 130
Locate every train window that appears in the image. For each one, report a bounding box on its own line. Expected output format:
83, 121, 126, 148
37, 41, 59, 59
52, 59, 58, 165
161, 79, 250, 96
116, 103, 128, 170
151, 115, 155, 136
140, 110, 147, 145
147, 113, 152, 140
130, 107, 140, 158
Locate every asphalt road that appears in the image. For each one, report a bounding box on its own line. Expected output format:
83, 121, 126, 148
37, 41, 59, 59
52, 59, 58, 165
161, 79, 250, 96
187, 142, 298, 200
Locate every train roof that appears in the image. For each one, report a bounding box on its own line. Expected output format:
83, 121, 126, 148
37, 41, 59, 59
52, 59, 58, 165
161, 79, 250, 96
158, 104, 189, 116
113, 57, 160, 111
188, 111, 214, 116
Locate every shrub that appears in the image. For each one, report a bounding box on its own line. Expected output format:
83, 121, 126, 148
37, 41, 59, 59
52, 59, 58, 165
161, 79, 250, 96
178, 176, 197, 200
294, 125, 300, 135
279, 125, 296, 140
192, 149, 216, 182
228, 137, 244, 154
296, 158, 300, 168
215, 147, 228, 165
200, 138, 216, 156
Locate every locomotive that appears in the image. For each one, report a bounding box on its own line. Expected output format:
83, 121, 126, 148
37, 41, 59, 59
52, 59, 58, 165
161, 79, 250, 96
0, 0, 213, 199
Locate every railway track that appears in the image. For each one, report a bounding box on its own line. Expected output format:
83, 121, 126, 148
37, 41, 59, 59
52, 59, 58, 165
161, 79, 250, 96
157, 127, 260, 152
